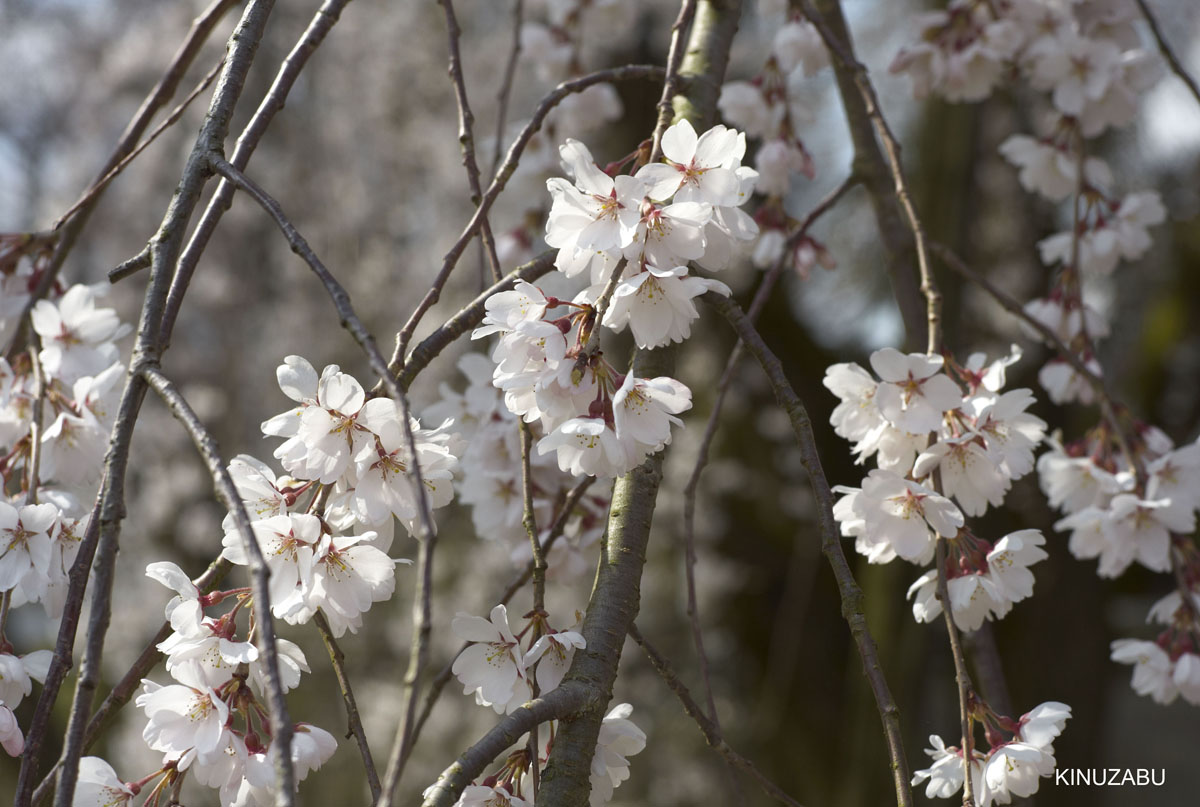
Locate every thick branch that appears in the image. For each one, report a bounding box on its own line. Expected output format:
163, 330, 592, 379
421, 683, 593, 807
536, 3, 743, 805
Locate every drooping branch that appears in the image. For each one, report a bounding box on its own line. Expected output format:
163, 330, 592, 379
314, 611, 382, 801
157, 0, 356, 347
627, 624, 806, 807
703, 291, 914, 807
800, 0, 925, 347
680, 175, 856, 737
16, 4, 281, 804
439, 0, 503, 283
1135, 0, 1200, 109
491, 0, 525, 178
141, 365, 297, 805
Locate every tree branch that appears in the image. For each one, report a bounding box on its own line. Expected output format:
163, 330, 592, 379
16, 3, 280, 803
158, 0, 355, 348
680, 175, 856, 738
703, 291, 914, 807
314, 610, 382, 801
801, 0, 925, 348
627, 624, 806, 807
141, 364, 297, 805
536, 3, 743, 805
383, 250, 556, 392
439, 0, 503, 283
1135, 0, 1200, 109
421, 683, 594, 807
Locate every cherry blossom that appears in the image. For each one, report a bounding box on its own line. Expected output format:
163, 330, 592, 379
833, 470, 964, 565
601, 264, 730, 349
589, 703, 646, 806
30, 285, 128, 385
72, 757, 137, 807
869, 348, 962, 435
911, 735, 983, 800
451, 605, 527, 713
636, 119, 742, 206
0, 502, 59, 592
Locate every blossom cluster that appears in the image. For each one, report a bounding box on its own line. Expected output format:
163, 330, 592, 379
445, 604, 645, 806
826, 346, 1050, 631
0, 271, 129, 758
892, 0, 1168, 405
893, 0, 1200, 710
473, 118, 759, 479
913, 701, 1072, 805
716, 4, 834, 273
72, 355, 464, 804
428, 352, 610, 578
74, 561, 337, 807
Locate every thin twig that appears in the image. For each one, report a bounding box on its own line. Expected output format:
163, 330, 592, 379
384, 250, 555, 392
53, 58, 226, 230
932, 508, 977, 807
518, 417, 543, 800
389, 64, 666, 366
2, 0, 240, 359
314, 611, 382, 801
490, 0, 524, 179
26, 342, 45, 503
648, 0, 698, 163
1135, 0, 1200, 109
796, 0, 938, 353
518, 423, 545, 612
141, 365, 296, 805
405, 477, 596, 755
704, 290, 914, 807
158, 0, 355, 348
928, 241, 1136, 470
628, 624, 806, 807
440, 0, 503, 283
109, 247, 153, 283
